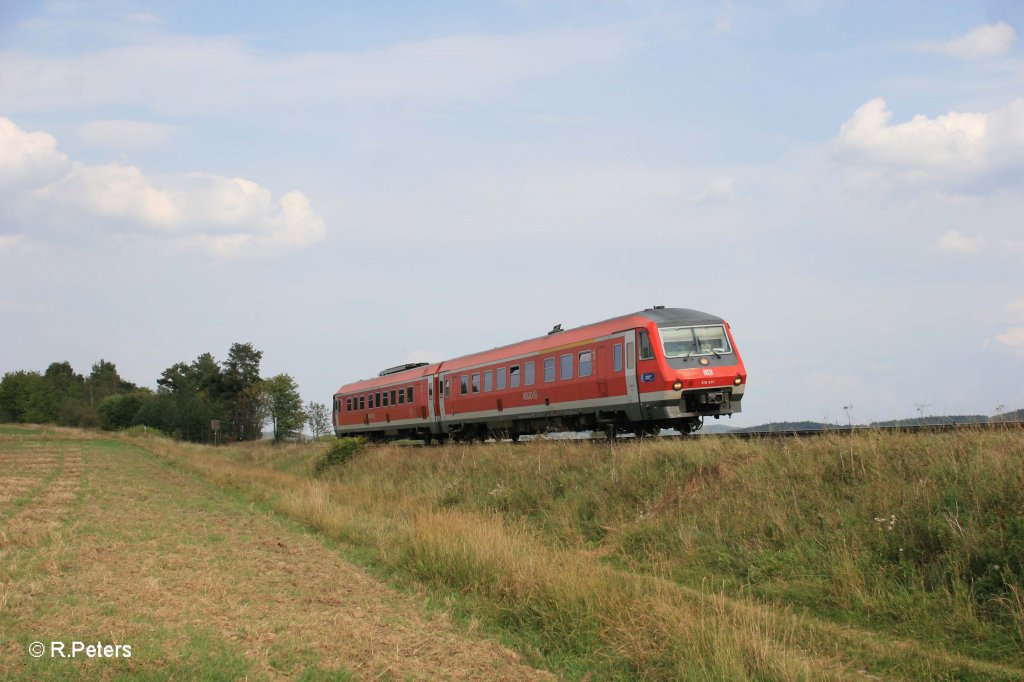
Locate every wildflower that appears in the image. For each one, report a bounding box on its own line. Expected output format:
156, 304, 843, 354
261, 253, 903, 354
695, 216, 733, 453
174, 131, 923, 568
873, 514, 896, 531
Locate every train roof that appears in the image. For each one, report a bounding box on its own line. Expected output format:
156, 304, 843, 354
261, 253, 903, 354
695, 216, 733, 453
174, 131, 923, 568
334, 307, 726, 394
335, 362, 441, 394
437, 307, 723, 370
634, 306, 723, 326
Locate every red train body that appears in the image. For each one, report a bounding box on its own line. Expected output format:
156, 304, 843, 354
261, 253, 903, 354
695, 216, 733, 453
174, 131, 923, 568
332, 307, 746, 441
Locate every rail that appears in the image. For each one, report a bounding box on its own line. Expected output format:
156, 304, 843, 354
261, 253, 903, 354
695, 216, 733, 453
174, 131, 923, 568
692, 421, 1024, 440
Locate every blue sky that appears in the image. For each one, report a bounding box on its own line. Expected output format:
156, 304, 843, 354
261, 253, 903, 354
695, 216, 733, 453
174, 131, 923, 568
1, 1, 1022, 426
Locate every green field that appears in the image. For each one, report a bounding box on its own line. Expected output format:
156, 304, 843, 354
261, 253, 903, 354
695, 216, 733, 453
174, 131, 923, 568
2, 426, 1022, 680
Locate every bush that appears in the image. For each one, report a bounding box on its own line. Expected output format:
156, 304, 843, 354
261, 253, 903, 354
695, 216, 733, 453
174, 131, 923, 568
314, 437, 364, 476
122, 424, 171, 439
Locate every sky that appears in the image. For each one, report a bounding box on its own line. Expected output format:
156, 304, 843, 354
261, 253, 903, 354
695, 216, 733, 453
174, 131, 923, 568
1, 0, 1022, 427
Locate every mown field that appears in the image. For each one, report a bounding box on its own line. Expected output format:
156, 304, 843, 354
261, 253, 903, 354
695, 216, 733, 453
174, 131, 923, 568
2, 426, 1022, 680
0, 426, 550, 681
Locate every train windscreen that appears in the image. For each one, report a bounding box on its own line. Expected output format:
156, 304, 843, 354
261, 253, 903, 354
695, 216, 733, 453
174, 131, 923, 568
660, 325, 732, 358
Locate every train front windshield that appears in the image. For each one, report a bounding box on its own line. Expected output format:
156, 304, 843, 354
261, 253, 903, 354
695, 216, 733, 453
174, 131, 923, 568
660, 325, 732, 357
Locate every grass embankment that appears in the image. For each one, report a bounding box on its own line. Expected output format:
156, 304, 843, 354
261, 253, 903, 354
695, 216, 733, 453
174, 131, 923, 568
128, 429, 1024, 680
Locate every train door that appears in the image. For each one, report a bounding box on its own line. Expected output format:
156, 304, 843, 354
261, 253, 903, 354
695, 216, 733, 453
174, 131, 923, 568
623, 330, 642, 419
425, 377, 435, 422
623, 330, 639, 400
436, 372, 448, 433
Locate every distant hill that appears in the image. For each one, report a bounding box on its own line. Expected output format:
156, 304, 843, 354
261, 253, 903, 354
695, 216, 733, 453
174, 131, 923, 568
699, 408, 1022, 435
700, 423, 739, 434
870, 415, 990, 428
735, 421, 835, 433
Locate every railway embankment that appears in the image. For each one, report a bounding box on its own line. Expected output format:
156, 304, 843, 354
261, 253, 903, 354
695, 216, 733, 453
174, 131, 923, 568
122, 427, 1024, 680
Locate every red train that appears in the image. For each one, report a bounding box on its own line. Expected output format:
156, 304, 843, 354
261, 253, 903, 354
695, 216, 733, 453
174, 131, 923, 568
332, 307, 746, 442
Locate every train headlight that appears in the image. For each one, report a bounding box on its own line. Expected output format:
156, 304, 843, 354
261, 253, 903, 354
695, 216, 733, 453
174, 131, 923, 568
672, 380, 683, 391
734, 376, 743, 385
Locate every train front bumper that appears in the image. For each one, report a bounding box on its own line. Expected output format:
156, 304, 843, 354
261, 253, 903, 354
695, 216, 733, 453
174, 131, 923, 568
641, 384, 744, 420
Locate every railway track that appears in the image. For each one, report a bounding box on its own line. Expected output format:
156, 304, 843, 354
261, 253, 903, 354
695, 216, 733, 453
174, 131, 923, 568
692, 420, 1024, 440
382, 420, 1024, 445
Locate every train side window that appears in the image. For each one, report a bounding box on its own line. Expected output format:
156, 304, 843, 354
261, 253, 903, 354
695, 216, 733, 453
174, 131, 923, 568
407, 386, 413, 403
613, 343, 623, 372
398, 388, 404, 405
346, 398, 352, 411
497, 367, 506, 390
359, 396, 365, 410
383, 391, 389, 407
391, 389, 397, 405
579, 350, 593, 377
626, 342, 635, 369
471, 373, 480, 393
524, 361, 535, 385
484, 370, 493, 392
375, 392, 381, 408
560, 354, 572, 380
460, 375, 469, 395
638, 331, 654, 360
444, 379, 450, 398
510, 365, 521, 388
544, 357, 555, 382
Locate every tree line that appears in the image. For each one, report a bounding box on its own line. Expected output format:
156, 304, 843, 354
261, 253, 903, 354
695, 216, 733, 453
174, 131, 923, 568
0, 342, 332, 443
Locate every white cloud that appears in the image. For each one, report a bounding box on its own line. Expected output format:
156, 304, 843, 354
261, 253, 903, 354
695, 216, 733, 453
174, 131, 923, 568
0, 118, 325, 258
473, 166, 734, 226
714, 0, 735, 34
832, 97, 1024, 189
693, 173, 736, 202
936, 229, 985, 253
0, 25, 638, 115
918, 21, 1016, 59
0, 234, 30, 255
77, 119, 180, 151
39, 162, 182, 227
0, 118, 69, 187
995, 327, 1024, 348
1003, 300, 1024, 322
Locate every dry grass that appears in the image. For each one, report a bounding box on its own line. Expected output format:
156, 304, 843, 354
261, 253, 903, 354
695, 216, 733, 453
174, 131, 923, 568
124, 429, 1024, 680
0, 426, 553, 681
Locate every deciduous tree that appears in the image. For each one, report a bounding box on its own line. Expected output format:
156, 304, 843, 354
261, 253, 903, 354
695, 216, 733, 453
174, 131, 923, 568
222, 343, 264, 441
306, 401, 331, 440
265, 374, 305, 443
